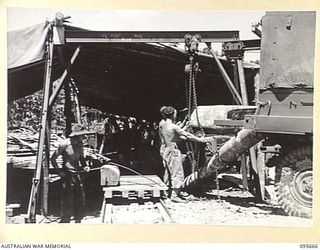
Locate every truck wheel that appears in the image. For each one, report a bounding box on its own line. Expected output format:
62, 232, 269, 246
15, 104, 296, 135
274, 146, 312, 218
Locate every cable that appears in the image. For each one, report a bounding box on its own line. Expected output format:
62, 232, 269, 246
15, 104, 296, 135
85, 149, 165, 187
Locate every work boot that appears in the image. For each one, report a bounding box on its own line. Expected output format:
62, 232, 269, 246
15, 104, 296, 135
162, 190, 172, 205
180, 191, 199, 201
170, 189, 187, 203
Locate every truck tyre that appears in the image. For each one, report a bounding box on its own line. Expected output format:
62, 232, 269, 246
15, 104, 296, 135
274, 146, 312, 218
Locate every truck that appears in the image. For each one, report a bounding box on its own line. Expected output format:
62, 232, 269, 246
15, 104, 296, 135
183, 11, 315, 218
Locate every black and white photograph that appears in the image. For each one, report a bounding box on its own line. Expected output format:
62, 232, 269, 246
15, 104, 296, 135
5, 7, 315, 229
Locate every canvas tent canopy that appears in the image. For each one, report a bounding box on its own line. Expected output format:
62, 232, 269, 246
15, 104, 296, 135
8, 21, 258, 120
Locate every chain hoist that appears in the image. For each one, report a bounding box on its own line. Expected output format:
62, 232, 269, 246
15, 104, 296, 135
184, 34, 205, 172
213, 153, 221, 202
184, 34, 222, 202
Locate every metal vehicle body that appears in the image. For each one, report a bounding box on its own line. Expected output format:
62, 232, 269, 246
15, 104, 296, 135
187, 11, 315, 218
245, 11, 315, 218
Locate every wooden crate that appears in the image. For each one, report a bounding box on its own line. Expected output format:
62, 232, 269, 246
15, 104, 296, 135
102, 175, 168, 199
100, 175, 171, 223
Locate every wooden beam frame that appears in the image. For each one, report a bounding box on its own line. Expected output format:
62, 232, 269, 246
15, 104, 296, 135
26, 26, 54, 223
65, 30, 239, 43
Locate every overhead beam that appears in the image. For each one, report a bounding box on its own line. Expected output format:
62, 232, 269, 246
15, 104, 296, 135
65, 30, 239, 43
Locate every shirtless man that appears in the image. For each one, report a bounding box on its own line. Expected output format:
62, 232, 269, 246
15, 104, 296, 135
159, 106, 211, 202
51, 123, 92, 223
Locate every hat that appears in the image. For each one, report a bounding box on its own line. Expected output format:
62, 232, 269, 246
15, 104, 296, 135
69, 123, 95, 137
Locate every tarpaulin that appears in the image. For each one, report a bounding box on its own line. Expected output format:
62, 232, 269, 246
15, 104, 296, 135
7, 22, 49, 69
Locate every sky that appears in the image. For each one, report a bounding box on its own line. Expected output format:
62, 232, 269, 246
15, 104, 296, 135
7, 8, 264, 61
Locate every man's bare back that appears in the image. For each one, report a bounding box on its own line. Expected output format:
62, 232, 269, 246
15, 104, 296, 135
159, 118, 210, 147
159, 119, 182, 147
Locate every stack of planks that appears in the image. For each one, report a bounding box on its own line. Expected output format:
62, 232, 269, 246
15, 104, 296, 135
7, 128, 65, 170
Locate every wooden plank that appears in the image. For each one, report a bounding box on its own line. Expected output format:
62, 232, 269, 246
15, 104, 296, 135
158, 200, 172, 223
102, 175, 167, 192
104, 204, 113, 224
100, 198, 107, 223
66, 30, 239, 43
104, 190, 113, 199
138, 191, 144, 198
6, 208, 13, 217
153, 190, 160, 198
102, 185, 167, 192
122, 191, 129, 198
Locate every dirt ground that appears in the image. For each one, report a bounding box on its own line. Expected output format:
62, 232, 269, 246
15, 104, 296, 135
164, 188, 312, 227
7, 183, 312, 227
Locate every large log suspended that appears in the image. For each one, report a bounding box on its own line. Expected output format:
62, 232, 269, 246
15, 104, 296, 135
181, 128, 263, 190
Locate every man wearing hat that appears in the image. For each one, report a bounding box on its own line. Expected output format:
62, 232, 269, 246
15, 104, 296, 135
51, 123, 94, 223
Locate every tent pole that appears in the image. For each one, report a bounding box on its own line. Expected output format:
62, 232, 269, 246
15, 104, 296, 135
26, 24, 54, 223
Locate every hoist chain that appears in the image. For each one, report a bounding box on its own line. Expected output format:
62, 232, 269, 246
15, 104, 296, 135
185, 34, 219, 179
186, 55, 206, 172
187, 56, 194, 120
214, 162, 221, 202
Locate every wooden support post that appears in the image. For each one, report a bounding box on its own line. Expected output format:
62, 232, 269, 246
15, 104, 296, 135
236, 59, 252, 193
99, 135, 106, 154
26, 26, 54, 223
254, 72, 260, 104
70, 80, 81, 123
41, 122, 51, 215
257, 149, 266, 200
236, 59, 249, 105
49, 47, 81, 108
209, 49, 242, 105
64, 81, 75, 137
240, 155, 248, 191
233, 62, 241, 99
249, 146, 258, 173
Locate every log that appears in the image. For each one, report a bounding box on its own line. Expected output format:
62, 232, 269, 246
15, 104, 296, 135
182, 128, 263, 190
